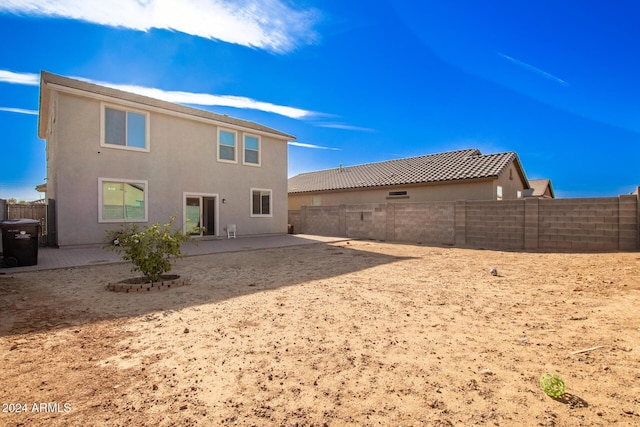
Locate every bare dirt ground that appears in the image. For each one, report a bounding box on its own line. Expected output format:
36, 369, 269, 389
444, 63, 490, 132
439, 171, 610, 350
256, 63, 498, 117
1, 240, 639, 426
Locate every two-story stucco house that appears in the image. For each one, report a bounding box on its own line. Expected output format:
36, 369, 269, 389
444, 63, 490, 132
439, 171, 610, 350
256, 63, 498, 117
38, 71, 294, 247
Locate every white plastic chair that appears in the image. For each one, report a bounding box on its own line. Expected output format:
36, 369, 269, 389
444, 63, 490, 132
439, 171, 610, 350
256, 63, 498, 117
227, 224, 236, 239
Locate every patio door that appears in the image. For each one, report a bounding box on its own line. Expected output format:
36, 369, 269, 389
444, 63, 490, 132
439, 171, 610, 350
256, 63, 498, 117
184, 194, 217, 236
203, 198, 215, 235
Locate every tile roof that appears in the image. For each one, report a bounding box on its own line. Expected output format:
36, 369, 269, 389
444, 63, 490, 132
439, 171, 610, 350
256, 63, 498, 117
38, 71, 295, 140
289, 148, 527, 193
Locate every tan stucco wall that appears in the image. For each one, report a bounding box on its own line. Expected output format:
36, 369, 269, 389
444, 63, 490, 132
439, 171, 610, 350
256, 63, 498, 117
494, 163, 528, 200
290, 179, 507, 210
48, 90, 289, 246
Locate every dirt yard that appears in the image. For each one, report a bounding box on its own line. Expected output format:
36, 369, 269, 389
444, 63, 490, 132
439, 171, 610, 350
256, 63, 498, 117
1, 240, 639, 426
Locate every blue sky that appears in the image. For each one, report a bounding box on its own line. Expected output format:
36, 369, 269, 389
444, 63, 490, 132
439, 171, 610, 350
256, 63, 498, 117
0, 0, 638, 201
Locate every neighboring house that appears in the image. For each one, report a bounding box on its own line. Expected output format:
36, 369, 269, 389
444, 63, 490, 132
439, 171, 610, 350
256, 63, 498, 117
288, 148, 530, 209
35, 183, 47, 200
524, 179, 555, 198
38, 71, 294, 247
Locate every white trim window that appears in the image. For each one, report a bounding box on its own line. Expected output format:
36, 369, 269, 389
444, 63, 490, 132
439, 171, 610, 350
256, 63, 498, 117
98, 178, 148, 222
218, 129, 237, 163
243, 134, 260, 166
251, 188, 272, 217
101, 104, 149, 151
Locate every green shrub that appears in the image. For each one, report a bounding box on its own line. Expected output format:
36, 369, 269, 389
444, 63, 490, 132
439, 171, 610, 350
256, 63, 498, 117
105, 216, 194, 282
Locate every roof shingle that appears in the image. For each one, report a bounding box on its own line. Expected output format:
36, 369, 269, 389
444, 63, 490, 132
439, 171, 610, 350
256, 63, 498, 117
288, 149, 526, 193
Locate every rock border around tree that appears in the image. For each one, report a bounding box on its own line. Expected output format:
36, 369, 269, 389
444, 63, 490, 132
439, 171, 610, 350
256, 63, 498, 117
107, 274, 189, 293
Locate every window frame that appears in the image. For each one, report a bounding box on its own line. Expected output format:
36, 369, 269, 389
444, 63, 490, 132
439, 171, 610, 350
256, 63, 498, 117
217, 128, 238, 163
100, 103, 150, 152
98, 178, 149, 223
243, 133, 261, 166
250, 188, 272, 217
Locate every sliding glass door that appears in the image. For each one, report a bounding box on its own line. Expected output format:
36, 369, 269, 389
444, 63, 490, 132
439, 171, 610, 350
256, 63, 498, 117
184, 194, 217, 236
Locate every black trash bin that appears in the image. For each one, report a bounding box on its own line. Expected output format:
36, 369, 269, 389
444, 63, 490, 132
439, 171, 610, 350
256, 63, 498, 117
1, 219, 40, 267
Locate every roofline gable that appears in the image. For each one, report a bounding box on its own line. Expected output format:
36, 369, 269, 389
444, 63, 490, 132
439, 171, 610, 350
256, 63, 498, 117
38, 71, 296, 141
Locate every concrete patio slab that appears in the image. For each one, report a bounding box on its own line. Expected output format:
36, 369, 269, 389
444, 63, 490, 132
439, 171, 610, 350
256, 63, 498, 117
0, 234, 347, 273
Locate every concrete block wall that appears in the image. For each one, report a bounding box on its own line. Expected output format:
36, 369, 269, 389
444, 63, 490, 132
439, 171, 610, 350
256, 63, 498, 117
465, 200, 525, 249
454, 201, 466, 246
392, 202, 455, 245
345, 204, 387, 241
617, 195, 638, 250
289, 193, 639, 251
297, 205, 344, 237
288, 210, 301, 235
341, 202, 455, 244
538, 198, 619, 250
524, 198, 539, 249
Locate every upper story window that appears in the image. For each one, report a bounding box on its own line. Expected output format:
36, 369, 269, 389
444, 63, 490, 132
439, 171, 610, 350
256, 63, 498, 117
243, 134, 260, 166
218, 129, 237, 162
102, 105, 149, 151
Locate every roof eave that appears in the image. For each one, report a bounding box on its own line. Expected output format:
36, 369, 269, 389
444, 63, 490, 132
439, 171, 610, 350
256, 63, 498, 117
507, 154, 530, 189
288, 176, 498, 194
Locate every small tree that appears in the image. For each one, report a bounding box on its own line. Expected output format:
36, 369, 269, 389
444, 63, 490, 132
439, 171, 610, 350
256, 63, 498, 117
105, 216, 194, 282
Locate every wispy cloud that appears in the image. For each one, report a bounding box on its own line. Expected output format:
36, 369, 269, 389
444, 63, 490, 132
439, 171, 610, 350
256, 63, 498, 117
0, 0, 320, 53
288, 142, 340, 150
0, 107, 38, 115
0, 70, 39, 85
82, 78, 316, 119
0, 70, 316, 119
498, 53, 568, 86
315, 122, 376, 132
